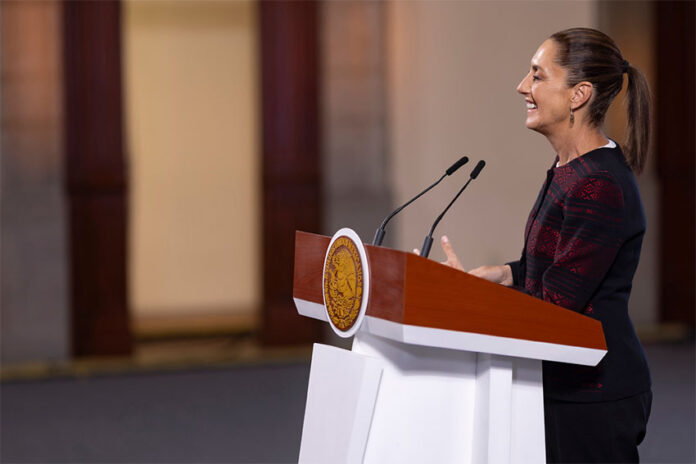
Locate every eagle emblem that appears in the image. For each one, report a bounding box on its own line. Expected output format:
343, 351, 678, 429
323, 236, 364, 332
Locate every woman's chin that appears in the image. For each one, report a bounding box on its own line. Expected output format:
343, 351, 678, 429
525, 118, 539, 130
525, 119, 547, 135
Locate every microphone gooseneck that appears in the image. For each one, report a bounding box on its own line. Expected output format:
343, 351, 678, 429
372, 156, 469, 246
420, 160, 486, 258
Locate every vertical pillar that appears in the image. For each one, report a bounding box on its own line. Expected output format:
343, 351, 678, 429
1, 0, 69, 364
260, 1, 323, 344
63, 0, 132, 355
656, 1, 695, 326
321, 1, 391, 240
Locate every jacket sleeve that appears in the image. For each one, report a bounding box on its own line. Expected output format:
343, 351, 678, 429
505, 260, 522, 286
540, 173, 625, 313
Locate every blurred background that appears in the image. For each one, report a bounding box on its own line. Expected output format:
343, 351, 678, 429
1, 0, 693, 462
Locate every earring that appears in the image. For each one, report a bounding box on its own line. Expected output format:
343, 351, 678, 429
570, 107, 575, 125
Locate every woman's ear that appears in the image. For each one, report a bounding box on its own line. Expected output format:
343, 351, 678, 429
571, 81, 593, 110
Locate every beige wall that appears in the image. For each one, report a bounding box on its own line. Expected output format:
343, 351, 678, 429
124, 1, 259, 319
387, 0, 657, 324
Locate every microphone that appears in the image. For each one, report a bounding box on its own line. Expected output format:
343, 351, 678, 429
419, 160, 486, 258
372, 156, 469, 246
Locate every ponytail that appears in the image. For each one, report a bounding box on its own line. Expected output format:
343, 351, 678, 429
624, 65, 651, 174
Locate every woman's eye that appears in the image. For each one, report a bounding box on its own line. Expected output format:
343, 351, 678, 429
532, 75, 541, 81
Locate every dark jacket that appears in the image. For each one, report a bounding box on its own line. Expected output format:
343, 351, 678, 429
508, 144, 651, 402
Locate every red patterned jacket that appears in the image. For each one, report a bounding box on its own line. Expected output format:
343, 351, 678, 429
508, 144, 651, 402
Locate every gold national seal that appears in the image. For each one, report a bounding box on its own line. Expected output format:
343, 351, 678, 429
323, 236, 364, 332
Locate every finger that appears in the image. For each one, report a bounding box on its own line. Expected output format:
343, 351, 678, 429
440, 235, 457, 260
441, 236, 464, 270
442, 260, 466, 272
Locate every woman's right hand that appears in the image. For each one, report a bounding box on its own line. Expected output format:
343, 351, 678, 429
415, 235, 513, 286
439, 235, 465, 271
438, 235, 513, 285
468, 264, 514, 286
412, 235, 466, 272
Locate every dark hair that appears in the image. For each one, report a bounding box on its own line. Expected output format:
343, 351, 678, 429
550, 28, 651, 174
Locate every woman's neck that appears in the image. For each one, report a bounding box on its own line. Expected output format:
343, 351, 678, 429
546, 125, 610, 166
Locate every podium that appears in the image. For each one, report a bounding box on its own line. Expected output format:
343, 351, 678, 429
293, 230, 606, 464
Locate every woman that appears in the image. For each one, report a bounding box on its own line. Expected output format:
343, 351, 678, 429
440, 28, 653, 463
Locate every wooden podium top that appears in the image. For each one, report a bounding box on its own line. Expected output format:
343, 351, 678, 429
293, 231, 607, 365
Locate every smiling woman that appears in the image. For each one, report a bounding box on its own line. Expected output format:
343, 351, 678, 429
441, 28, 653, 463
516, 43, 581, 138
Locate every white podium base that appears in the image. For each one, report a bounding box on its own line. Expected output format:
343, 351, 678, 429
299, 331, 545, 464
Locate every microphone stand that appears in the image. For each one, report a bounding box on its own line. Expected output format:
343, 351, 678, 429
420, 160, 485, 258
372, 156, 468, 246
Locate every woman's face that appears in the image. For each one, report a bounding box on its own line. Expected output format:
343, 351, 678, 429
516, 39, 574, 136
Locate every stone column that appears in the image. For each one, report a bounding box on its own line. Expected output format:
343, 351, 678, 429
321, 1, 392, 243
1, 0, 69, 364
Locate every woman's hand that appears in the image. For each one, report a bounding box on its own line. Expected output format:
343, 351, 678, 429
439, 235, 465, 271
414, 236, 512, 286
412, 236, 465, 271
413, 236, 466, 271
468, 265, 514, 286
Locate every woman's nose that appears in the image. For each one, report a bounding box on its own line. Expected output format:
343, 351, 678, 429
516, 74, 530, 95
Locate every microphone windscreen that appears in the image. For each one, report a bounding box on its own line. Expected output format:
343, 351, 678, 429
445, 156, 469, 176
470, 160, 486, 179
